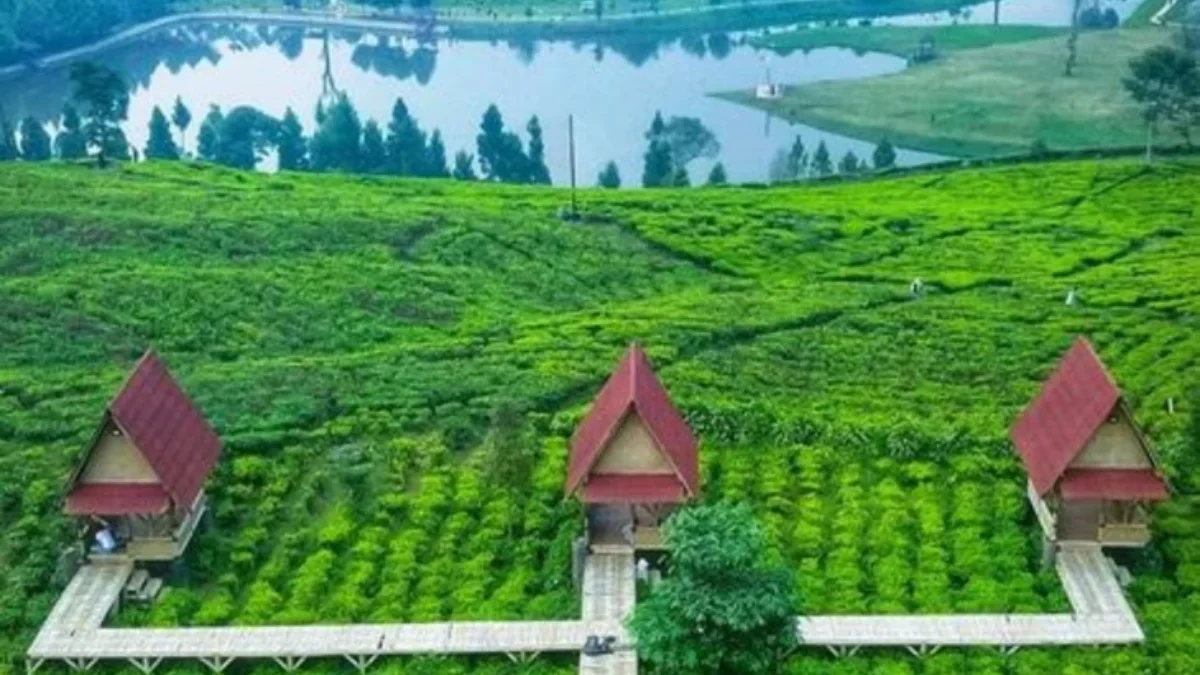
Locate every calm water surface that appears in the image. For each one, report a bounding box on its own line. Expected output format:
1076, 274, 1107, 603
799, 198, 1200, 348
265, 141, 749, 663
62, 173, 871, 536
0, 0, 1132, 184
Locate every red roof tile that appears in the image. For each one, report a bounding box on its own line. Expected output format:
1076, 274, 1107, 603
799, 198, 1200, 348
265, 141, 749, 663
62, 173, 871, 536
1011, 337, 1122, 496
1059, 469, 1169, 501
566, 343, 699, 499
82, 351, 221, 512
64, 483, 171, 516
581, 474, 687, 504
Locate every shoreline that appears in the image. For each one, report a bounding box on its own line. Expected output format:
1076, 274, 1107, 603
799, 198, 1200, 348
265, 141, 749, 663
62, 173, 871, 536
0, 0, 973, 81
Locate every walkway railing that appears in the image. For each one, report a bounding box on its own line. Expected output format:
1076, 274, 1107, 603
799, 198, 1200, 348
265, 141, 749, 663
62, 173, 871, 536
27, 544, 1141, 674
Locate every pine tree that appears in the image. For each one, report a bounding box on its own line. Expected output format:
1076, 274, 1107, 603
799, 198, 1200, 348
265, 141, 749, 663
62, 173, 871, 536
197, 105, 224, 162
171, 96, 192, 155
309, 94, 362, 172
425, 130, 449, 178
598, 161, 621, 188
642, 139, 673, 187
476, 104, 506, 181
526, 115, 550, 184
838, 150, 861, 175
0, 113, 18, 161
55, 104, 88, 160
145, 106, 180, 160
706, 162, 727, 186
811, 141, 832, 177
787, 135, 807, 178
361, 120, 386, 174
452, 150, 477, 180
672, 166, 691, 187
872, 138, 897, 170
277, 107, 309, 171
19, 117, 51, 161
385, 98, 427, 176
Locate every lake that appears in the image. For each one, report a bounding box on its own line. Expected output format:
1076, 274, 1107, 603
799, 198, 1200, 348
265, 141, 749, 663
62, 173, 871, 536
0, 0, 1129, 185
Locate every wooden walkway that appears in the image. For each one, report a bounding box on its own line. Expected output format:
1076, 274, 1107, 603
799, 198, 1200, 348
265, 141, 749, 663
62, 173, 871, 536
28, 543, 1142, 673
579, 547, 637, 675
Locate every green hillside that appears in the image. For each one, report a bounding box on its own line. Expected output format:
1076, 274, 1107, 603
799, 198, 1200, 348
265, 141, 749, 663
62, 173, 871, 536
2, 159, 1200, 673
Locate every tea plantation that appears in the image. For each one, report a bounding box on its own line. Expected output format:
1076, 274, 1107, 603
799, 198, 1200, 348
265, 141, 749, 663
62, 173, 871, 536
1, 158, 1199, 674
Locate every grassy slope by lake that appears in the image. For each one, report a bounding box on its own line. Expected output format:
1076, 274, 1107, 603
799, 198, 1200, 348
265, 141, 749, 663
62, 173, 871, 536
725, 28, 1175, 158
753, 24, 1067, 58
2, 158, 1200, 673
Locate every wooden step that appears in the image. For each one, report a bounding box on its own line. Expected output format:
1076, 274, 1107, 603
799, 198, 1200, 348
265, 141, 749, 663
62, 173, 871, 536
137, 577, 163, 603
123, 569, 149, 600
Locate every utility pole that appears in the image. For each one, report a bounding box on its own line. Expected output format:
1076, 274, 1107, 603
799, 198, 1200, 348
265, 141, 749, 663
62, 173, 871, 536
568, 114, 578, 218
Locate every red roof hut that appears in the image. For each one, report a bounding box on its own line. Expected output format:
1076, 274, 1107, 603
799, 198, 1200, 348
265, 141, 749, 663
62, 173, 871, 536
64, 351, 221, 561
566, 343, 698, 550
1012, 337, 1168, 548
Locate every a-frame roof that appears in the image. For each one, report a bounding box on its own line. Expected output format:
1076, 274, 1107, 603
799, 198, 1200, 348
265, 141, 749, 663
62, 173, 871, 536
1011, 337, 1149, 496
66, 350, 221, 513
565, 343, 699, 498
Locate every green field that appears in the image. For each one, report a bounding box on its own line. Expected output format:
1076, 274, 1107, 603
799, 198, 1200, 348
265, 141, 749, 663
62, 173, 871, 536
2, 158, 1200, 673
753, 24, 1067, 58
728, 28, 1176, 158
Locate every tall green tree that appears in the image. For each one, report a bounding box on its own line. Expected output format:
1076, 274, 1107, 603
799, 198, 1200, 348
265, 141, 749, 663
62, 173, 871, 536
872, 138, 897, 170
55, 104, 88, 160
425, 130, 449, 178
476, 104, 527, 182
659, 116, 720, 173
145, 106, 180, 160
452, 150, 477, 180
277, 107, 309, 171
786, 135, 807, 178
811, 140, 833, 177
385, 98, 427, 176
838, 150, 862, 175
171, 96, 192, 154
197, 105, 224, 162
641, 112, 674, 187
526, 115, 550, 184
672, 166, 691, 187
630, 503, 797, 675
361, 119, 387, 174
215, 106, 279, 170
310, 94, 362, 172
68, 61, 130, 166
1124, 44, 1200, 160
19, 117, 51, 161
706, 162, 727, 186
598, 160, 621, 188
0, 112, 17, 161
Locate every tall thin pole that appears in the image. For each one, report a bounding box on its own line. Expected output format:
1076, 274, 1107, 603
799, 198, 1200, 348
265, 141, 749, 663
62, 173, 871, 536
569, 114, 578, 217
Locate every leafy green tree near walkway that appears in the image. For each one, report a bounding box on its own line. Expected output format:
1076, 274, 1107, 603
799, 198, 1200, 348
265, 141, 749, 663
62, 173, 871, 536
630, 503, 797, 675
145, 106, 179, 160
55, 104, 87, 160
19, 117, 51, 161
69, 61, 130, 166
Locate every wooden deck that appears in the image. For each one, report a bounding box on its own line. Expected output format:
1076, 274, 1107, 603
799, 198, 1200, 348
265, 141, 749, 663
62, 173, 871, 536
28, 540, 1143, 673
579, 547, 637, 675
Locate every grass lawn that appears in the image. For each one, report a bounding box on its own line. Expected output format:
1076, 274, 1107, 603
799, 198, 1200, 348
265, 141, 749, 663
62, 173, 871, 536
754, 24, 1067, 58
2, 159, 1200, 672
724, 28, 1176, 158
